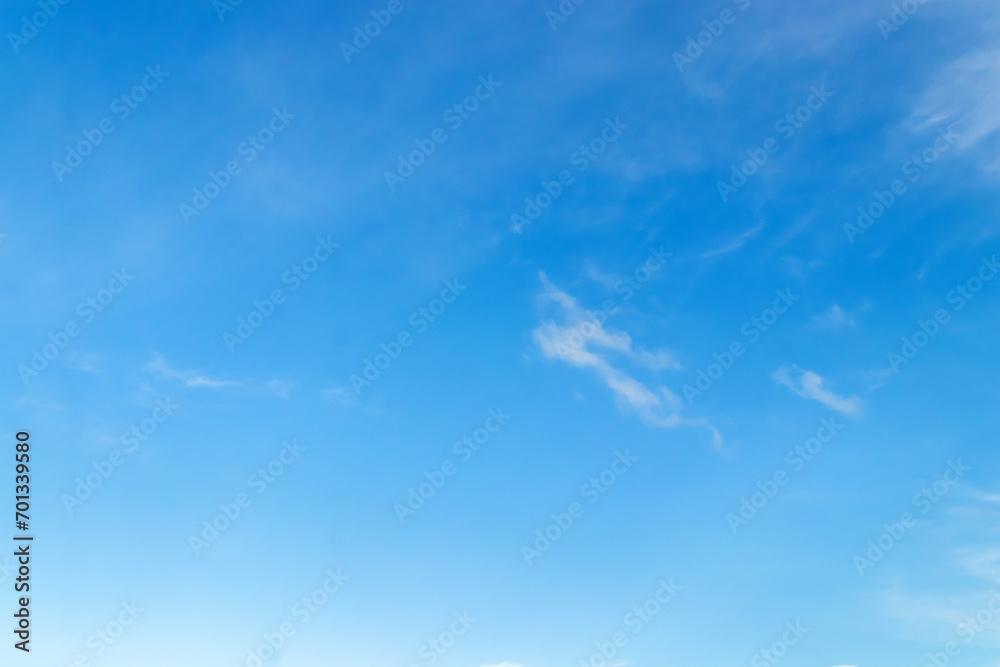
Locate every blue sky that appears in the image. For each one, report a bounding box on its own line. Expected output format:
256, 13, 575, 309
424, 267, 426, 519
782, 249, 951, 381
2, 0, 1000, 665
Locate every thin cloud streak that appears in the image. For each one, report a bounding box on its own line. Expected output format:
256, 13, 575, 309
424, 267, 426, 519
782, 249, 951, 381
700, 223, 763, 259
773, 365, 864, 416
533, 273, 720, 446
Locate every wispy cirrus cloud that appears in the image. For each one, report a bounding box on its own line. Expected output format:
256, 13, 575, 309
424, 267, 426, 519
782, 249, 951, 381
143, 353, 241, 388
875, 483, 1000, 643
910, 44, 1000, 155
772, 365, 864, 416
532, 273, 720, 446
323, 387, 356, 406
700, 223, 763, 259
143, 354, 291, 397
814, 304, 857, 328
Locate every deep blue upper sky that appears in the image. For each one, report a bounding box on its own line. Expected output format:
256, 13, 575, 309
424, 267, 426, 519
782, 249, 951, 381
2, 1, 1000, 666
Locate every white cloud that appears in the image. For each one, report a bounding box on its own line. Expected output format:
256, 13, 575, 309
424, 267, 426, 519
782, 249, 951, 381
772, 365, 863, 416
700, 223, 763, 259
144, 356, 291, 397
910, 45, 1000, 154
636, 349, 683, 371
958, 547, 1000, 582
143, 353, 241, 388
814, 304, 856, 328
863, 365, 897, 392
65, 349, 101, 373
584, 262, 619, 290
533, 274, 720, 446
323, 387, 356, 406
872, 482, 1000, 641
265, 380, 290, 398
480, 663, 523, 667
961, 488, 1000, 505
535, 274, 681, 369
